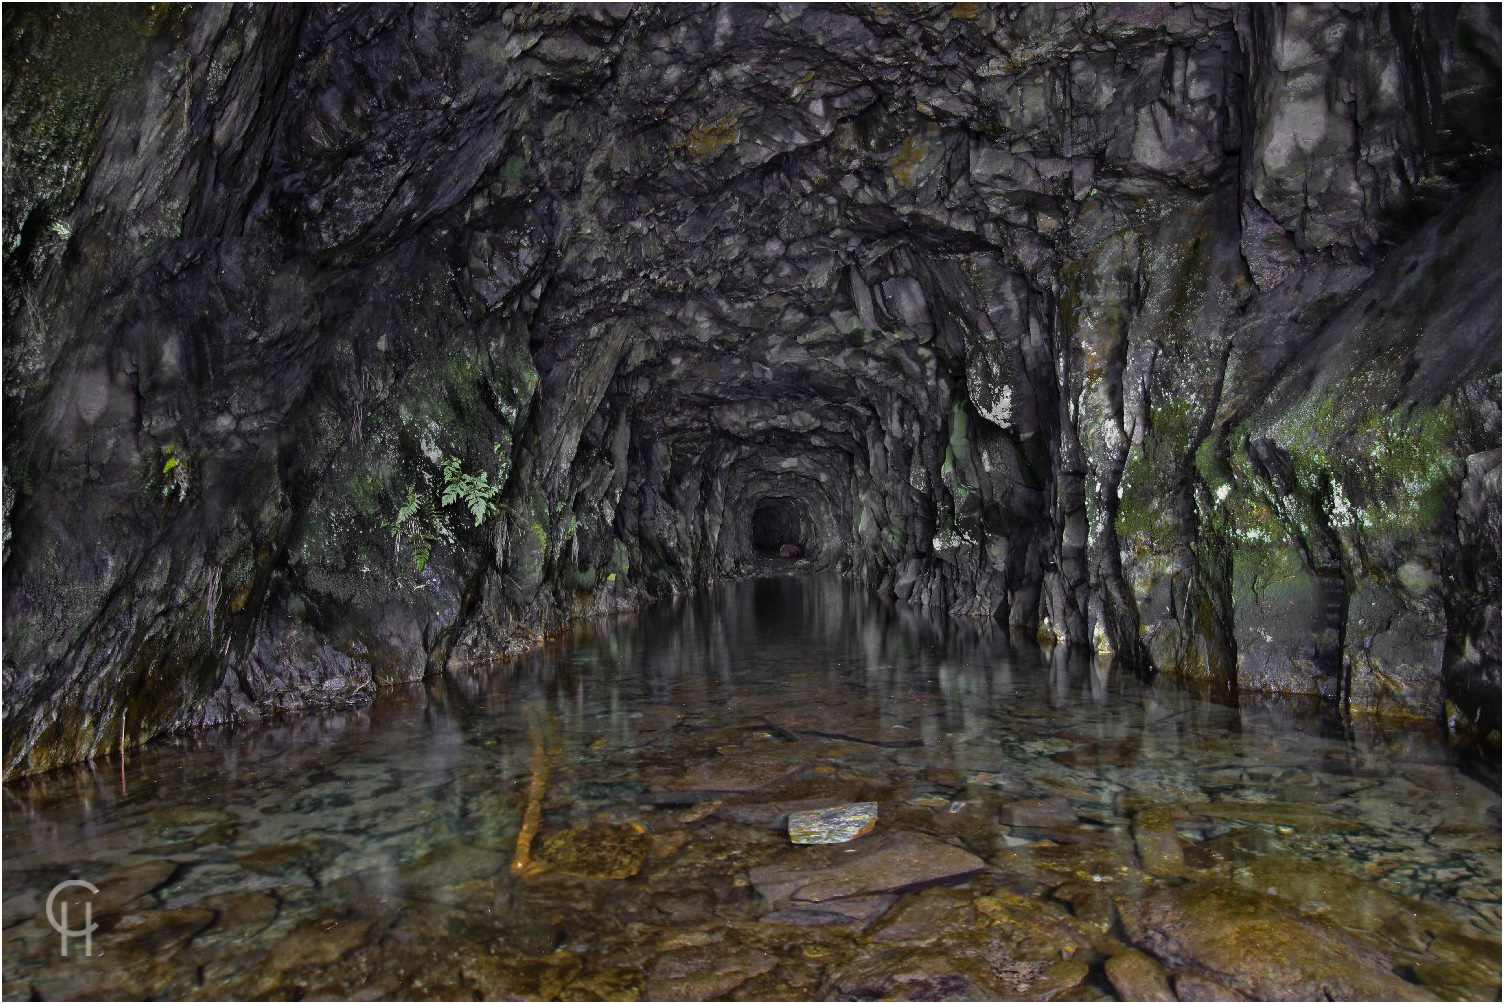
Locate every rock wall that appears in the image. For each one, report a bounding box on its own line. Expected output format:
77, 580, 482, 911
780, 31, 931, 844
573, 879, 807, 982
4, 3, 1499, 776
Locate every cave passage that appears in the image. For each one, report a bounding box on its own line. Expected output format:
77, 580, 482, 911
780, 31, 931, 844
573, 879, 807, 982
751, 496, 807, 556
1, 4, 1498, 795
1, 4, 1500, 998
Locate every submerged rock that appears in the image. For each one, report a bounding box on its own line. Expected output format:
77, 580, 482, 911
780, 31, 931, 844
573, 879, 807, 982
535, 824, 651, 880
266, 915, 375, 970
868, 887, 978, 944
1104, 949, 1176, 1002
664, 755, 804, 793
1000, 796, 1078, 828
787, 802, 878, 844
824, 923, 1092, 1002
1122, 879, 1440, 1001
1173, 973, 1249, 1001
749, 830, 986, 924
646, 944, 779, 1001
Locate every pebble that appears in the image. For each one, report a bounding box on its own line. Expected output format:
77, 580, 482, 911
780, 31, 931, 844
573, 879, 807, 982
788, 802, 878, 844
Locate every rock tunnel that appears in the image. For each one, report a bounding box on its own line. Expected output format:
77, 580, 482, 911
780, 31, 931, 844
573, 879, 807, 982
2, 2, 1501, 780
751, 497, 807, 556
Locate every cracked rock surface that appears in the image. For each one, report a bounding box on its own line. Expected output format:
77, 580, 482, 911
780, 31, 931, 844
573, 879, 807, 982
3, 3, 1499, 775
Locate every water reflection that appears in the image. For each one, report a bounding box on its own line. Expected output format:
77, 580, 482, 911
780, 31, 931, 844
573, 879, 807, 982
3, 576, 1499, 1001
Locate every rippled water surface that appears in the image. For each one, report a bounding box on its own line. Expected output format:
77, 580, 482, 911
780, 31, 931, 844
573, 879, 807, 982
4, 577, 1499, 1000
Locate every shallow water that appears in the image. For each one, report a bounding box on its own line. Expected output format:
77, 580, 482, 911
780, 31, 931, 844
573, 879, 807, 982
3, 576, 1499, 1000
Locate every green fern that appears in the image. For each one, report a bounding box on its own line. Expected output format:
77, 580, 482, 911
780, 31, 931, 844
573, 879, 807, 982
440, 455, 504, 527
384, 485, 436, 573
390, 486, 421, 532
384, 446, 509, 576
410, 535, 434, 573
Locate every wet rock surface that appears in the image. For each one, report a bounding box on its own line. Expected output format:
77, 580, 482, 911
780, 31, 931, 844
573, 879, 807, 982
787, 802, 879, 844
1122, 879, 1444, 1001
535, 823, 651, 880
749, 830, 987, 914
2, 3, 1500, 777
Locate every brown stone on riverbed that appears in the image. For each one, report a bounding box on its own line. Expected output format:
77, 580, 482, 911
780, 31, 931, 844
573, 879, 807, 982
267, 915, 375, 970
86, 859, 179, 917
664, 754, 804, 792
108, 907, 216, 955
788, 802, 878, 843
749, 831, 986, 923
646, 944, 779, 1000
1174, 973, 1249, 1001
822, 943, 1089, 1002
1122, 879, 1439, 1001
535, 823, 651, 879
1000, 795, 1078, 827
1104, 948, 1175, 1001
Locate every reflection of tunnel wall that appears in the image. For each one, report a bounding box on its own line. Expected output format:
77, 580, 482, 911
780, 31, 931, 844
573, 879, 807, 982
752, 496, 806, 553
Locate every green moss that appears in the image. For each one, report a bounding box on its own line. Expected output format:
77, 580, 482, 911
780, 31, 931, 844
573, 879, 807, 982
941, 402, 977, 511
506, 494, 550, 595
1273, 369, 1458, 535
1158, 228, 1209, 332
501, 155, 526, 187
608, 539, 630, 578
3, 4, 191, 257
1232, 543, 1308, 605
1193, 433, 1227, 493
1115, 399, 1198, 545
677, 113, 739, 161
347, 472, 381, 518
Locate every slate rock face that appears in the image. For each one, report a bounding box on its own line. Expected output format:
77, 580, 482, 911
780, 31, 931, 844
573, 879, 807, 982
2, 3, 1499, 775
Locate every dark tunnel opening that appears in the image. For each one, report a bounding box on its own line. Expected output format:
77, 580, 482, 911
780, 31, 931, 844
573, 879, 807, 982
751, 496, 807, 556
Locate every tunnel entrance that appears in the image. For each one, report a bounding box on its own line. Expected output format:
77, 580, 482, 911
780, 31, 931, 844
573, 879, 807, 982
751, 496, 806, 557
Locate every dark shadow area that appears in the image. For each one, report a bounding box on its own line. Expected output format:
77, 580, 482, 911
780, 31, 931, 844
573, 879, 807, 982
751, 495, 807, 556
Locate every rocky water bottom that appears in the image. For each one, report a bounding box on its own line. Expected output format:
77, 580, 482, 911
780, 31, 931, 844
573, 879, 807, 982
2, 577, 1499, 1001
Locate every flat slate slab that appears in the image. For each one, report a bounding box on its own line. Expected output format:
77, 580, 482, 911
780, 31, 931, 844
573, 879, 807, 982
750, 831, 988, 915
788, 802, 878, 844
663, 755, 804, 792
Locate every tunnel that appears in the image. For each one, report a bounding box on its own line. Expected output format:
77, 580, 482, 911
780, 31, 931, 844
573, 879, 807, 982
751, 496, 807, 557
2, 4, 1498, 790
2, 4, 1500, 1000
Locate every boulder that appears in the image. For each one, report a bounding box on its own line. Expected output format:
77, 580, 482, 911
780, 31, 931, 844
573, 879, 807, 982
1122, 879, 1439, 1001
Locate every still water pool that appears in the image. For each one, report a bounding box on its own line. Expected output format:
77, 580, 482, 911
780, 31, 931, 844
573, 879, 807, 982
4, 576, 1499, 1000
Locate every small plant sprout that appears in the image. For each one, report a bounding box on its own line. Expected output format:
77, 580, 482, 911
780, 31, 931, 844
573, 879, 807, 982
161, 445, 188, 500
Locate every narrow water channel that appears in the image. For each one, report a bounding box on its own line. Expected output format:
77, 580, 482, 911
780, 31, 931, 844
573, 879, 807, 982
3, 577, 1499, 1000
